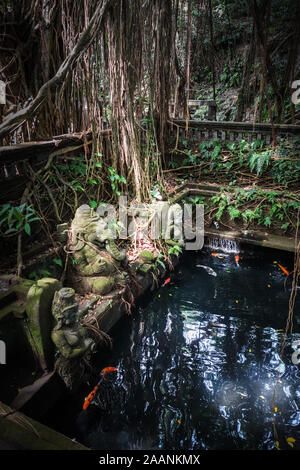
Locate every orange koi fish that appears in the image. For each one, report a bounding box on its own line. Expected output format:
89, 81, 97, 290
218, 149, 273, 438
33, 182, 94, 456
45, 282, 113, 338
101, 366, 118, 379
211, 253, 229, 259
83, 383, 100, 410
83, 367, 117, 410
162, 277, 171, 287
278, 264, 289, 276
235, 254, 240, 265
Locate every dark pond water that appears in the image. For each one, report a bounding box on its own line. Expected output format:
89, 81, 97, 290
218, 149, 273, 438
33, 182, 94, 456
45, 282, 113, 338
45, 242, 300, 451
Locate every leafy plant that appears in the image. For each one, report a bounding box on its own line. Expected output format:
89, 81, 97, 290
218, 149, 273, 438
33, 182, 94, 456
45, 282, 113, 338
28, 268, 52, 281
89, 200, 98, 209
187, 195, 206, 205
168, 161, 179, 169
150, 184, 163, 201
227, 206, 241, 220
0, 203, 39, 236
28, 270, 40, 281
108, 167, 127, 196
155, 253, 166, 270
182, 149, 199, 166
247, 150, 271, 175
168, 244, 182, 257
52, 258, 63, 268
71, 181, 85, 192
171, 136, 300, 188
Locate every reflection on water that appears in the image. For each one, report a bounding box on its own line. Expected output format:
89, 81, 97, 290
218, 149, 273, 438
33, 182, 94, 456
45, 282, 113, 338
50, 245, 300, 450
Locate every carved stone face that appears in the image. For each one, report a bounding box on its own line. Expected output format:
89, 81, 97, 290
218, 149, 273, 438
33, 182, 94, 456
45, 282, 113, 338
55, 306, 77, 328
75, 204, 97, 221
63, 308, 78, 326
52, 287, 79, 327
96, 217, 111, 243
70, 205, 99, 248
71, 204, 118, 249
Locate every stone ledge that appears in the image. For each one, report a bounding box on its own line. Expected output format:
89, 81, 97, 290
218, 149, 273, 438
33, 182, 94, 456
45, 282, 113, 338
0, 401, 88, 450
205, 228, 295, 252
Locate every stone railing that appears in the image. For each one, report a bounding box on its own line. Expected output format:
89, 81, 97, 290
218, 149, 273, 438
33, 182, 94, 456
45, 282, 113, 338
168, 119, 300, 145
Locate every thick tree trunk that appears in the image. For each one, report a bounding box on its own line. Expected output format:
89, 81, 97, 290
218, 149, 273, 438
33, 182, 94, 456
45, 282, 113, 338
236, 24, 256, 121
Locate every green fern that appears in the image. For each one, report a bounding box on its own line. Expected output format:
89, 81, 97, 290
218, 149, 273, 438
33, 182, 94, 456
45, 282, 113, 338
227, 206, 241, 220
248, 151, 270, 175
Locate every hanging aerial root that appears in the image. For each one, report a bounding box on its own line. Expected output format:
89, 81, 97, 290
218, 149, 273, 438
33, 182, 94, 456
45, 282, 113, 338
55, 355, 92, 390
81, 316, 113, 350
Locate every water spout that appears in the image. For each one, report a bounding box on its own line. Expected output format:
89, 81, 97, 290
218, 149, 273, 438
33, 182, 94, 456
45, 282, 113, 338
205, 237, 240, 253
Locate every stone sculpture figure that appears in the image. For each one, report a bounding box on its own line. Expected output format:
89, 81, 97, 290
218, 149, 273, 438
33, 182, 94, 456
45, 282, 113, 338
68, 205, 128, 295
51, 287, 95, 388
51, 287, 94, 359
150, 201, 184, 247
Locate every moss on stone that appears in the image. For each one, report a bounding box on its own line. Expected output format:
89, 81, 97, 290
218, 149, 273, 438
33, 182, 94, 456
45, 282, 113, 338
91, 276, 115, 295
139, 263, 154, 274
0, 277, 35, 322
139, 250, 156, 263
25, 278, 62, 369
14, 279, 35, 300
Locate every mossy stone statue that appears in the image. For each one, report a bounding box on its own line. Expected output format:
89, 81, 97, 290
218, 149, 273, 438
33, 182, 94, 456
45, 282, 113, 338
51, 287, 95, 388
67, 205, 128, 295
51, 287, 94, 359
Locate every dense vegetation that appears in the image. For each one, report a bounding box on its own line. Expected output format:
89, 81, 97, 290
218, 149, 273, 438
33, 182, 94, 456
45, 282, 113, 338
0, 0, 299, 267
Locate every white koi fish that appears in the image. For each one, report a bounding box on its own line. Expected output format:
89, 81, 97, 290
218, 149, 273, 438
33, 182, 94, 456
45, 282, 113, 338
196, 265, 217, 277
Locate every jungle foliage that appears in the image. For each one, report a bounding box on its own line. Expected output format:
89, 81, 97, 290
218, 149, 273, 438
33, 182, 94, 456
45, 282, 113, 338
0, 0, 299, 264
